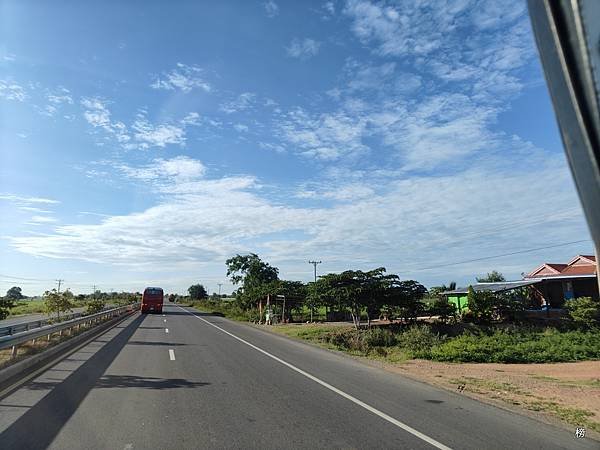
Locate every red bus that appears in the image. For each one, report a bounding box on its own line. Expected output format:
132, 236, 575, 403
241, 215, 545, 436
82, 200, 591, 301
141, 287, 163, 313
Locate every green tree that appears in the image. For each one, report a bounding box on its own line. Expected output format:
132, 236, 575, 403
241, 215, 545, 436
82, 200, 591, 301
275, 280, 307, 321
432, 297, 456, 324
86, 298, 105, 315
317, 268, 394, 329
188, 284, 208, 300
44, 288, 75, 320
0, 296, 15, 320
384, 280, 428, 323
6, 286, 24, 301
226, 253, 279, 309
466, 286, 496, 323
476, 271, 506, 282
0, 286, 23, 319
565, 297, 600, 328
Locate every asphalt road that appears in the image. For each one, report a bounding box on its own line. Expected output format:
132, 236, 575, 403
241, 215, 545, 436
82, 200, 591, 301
0, 303, 595, 449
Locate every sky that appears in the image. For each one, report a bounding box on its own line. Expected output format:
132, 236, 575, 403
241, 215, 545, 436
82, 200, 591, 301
0, 0, 594, 296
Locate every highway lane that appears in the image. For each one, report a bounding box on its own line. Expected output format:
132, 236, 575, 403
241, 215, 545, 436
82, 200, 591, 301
0, 303, 595, 449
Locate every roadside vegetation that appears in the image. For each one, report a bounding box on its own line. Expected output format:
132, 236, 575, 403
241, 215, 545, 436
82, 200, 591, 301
180, 253, 600, 364
1, 286, 140, 321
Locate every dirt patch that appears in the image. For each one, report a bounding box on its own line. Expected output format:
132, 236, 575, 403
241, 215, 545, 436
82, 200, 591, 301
385, 359, 600, 437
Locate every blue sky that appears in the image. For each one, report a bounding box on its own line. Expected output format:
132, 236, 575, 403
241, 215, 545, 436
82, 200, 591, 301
0, 0, 593, 296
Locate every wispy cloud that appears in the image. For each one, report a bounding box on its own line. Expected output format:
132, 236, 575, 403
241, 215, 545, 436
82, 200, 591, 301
286, 38, 321, 60
263, 1, 279, 18
7, 153, 590, 279
27, 215, 58, 224
219, 92, 256, 114
81, 98, 202, 149
47, 87, 73, 105
0, 194, 60, 205
0, 79, 26, 101
131, 116, 186, 149
150, 63, 211, 93
276, 108, 367, 160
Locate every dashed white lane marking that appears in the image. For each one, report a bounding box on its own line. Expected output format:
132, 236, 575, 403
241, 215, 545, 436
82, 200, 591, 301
163, 319, 167, 323
169, 349, 176, 361
177, 305, 451, 450
165, 328, 169, 333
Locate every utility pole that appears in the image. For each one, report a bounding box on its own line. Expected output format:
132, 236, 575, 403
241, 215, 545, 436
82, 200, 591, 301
308, 260, 321, 283
55, 279, 64, 293
308, 261, 321, 322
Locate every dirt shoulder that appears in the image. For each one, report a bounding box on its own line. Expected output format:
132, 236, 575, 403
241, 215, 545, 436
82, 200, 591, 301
384, 359, 600, 437
257, 323, 600, 439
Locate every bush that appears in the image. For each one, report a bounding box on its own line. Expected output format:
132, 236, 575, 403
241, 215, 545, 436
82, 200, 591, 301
325, 329, 367, 352
396, 324, 443, 357
364, 327, 396, 347
565, 297, 600, 328
85, 298, 105, 315
428, 328, 600, 363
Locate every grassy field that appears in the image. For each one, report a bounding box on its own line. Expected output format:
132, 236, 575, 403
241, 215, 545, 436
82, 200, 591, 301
8, 299, 49, 316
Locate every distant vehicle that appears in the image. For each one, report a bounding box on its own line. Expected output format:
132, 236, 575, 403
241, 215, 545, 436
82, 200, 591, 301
141, 287, 163, 314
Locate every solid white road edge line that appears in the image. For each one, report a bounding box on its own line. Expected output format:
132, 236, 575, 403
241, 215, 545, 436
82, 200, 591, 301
177, 305, 451, 450
169, 349, 175, 361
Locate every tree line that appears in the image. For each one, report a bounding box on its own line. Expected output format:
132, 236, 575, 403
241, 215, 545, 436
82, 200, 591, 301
217, 253, 431, 328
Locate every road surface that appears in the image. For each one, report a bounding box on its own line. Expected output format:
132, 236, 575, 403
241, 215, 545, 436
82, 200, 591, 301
0, 304, 595, 449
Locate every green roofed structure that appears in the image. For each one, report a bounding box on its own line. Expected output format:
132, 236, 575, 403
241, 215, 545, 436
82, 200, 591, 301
441, 280, 542, 313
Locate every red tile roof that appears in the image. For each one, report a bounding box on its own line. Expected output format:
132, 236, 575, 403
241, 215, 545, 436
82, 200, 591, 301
560, 265, 597, 276
527, 255, 597, 278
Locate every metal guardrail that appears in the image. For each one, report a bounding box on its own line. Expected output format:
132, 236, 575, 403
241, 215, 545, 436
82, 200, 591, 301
0, 303, 140, 358
0, 305, 127, 337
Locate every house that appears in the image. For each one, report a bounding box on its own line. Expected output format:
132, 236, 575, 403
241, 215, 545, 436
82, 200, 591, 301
524, 255, 599, 308
443, 280, 541, 313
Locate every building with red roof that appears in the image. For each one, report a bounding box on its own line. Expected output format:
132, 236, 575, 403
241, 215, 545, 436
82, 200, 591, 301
525, 255, 598, 307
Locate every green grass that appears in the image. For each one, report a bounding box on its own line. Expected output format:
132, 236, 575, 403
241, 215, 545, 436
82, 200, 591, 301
523, 400, 599, 432
8, 300, 49, 316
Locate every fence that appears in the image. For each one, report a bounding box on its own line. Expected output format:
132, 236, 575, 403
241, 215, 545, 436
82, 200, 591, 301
0, 303, 139, 360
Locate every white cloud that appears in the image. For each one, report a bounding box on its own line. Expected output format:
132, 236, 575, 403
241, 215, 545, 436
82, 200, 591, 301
0, 79, 26, 101
286, 38, 321, 60
276, 108, 368, 161
324, 1, 335, 15
0, 194, 60, 205
150, 63, 211, 93
7, 154, 590, 284
81, 99, 203, 149
47, 88, 73, 105
28, 215, 58, 224
219, 92, 256, 114
234, 123, 249, 133
264, 1, 279, 17
181, 112, 201, 126
131, 117, 186, 149
115, 156, 206, 182
18, 206, 52, 213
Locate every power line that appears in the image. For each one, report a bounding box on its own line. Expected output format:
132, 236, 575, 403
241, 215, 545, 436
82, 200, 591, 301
399, 239, 593, 273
